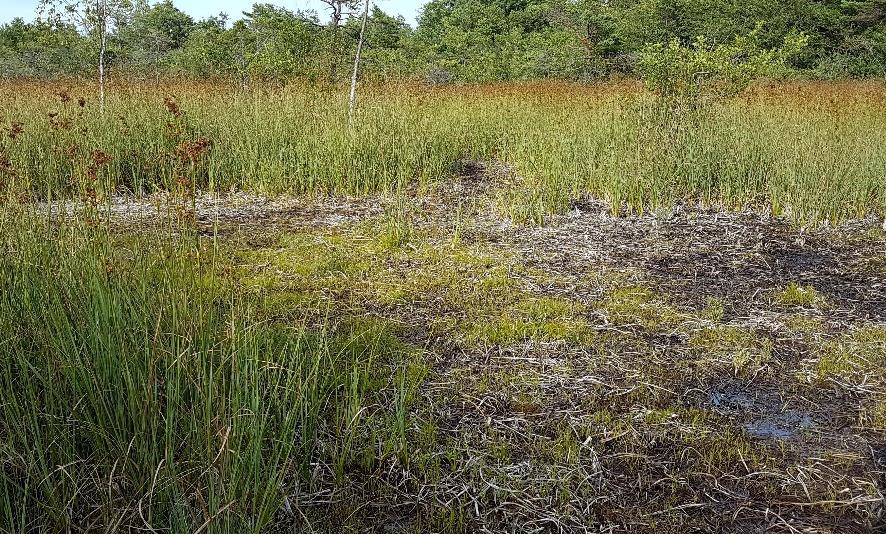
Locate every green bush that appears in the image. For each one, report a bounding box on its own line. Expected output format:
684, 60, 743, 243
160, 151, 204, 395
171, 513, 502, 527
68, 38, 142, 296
637, 25, 808, 108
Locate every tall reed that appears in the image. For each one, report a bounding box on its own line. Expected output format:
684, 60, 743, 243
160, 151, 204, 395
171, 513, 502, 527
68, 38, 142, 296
0, 79, 883, 223
0, 209, 423, 531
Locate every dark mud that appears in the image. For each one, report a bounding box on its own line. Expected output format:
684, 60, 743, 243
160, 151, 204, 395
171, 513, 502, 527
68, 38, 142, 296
506, 199, 885, 321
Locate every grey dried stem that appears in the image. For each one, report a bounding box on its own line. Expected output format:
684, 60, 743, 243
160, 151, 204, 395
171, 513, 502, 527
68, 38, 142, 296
349, 0, 371, 120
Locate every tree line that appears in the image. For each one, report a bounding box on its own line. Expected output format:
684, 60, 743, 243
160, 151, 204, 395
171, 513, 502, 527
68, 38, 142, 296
1, 0, 884, 82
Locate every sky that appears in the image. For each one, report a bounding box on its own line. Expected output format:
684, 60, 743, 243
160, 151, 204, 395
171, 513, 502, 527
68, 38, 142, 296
0, 0, 424, 27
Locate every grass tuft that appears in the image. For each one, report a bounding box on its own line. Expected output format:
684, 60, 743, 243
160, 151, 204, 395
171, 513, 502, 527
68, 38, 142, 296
777, 282, 824, 307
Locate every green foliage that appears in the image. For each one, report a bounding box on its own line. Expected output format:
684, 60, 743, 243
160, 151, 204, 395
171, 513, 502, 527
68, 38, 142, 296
0, 18, 92, 77
117, 0, 195, 73
165, 15, 232, 78
637, 26, 808, 107
1, 0, 885, 81
356, 7, 415, 79
0, 213, 425, 530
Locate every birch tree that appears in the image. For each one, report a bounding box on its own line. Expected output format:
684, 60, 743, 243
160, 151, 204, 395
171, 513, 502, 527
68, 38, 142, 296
319, 0, 359, 81
349, 0, 370, 118
39, 0, 130, 113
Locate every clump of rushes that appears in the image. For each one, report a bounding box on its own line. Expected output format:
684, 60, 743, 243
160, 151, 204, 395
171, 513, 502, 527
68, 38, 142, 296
0, 122, 22, 200
163, 95, 212, 217
379, 196, 417, 249
47, 89, 93, 197
46, 90, 116, 219
0, 212, 425, 531
0, 80, 884, 223
82, 149, 113, 222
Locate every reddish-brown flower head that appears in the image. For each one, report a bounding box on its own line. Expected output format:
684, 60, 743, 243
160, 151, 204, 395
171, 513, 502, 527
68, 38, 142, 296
163, 97, 181, 117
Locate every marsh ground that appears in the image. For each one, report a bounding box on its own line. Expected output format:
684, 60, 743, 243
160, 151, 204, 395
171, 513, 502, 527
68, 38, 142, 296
55, 161, 886, 532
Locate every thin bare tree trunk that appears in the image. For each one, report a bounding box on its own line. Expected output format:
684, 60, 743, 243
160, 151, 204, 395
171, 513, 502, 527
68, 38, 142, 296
322, 0, 345, 83
329, 4, 341, 82
98, 37, 105, 113
349, 0, 370, 119
98, 0, 106, 114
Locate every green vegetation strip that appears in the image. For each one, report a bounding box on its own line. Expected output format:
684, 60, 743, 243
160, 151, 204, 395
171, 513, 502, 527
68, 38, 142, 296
1, 81, 884, 224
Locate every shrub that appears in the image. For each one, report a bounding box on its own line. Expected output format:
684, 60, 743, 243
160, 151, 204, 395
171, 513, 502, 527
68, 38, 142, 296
637, 25, 808, 109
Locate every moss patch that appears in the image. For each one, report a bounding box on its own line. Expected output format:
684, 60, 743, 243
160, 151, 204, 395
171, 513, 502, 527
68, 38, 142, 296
597, 285, 682, 329
814, 325, 886, 382
783, 314, 825, 334
690, 326, 773, 375
235, 223, 597, 348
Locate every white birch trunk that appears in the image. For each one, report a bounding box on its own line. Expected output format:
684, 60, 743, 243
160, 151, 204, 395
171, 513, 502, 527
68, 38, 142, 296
98, 0, 106, 114
349, 0, 370, 119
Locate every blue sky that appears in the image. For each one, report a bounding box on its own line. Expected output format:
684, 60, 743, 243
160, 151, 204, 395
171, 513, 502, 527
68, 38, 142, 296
1, 0, 423, 26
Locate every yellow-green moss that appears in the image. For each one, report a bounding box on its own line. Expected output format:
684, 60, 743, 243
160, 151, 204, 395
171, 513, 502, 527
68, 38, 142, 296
814, 326, 886, 381
598, 286, 682, 329
871, 399, 886, 430
690, 326, 773, 374
701, 297, 726, 322
783, 314, 825, 334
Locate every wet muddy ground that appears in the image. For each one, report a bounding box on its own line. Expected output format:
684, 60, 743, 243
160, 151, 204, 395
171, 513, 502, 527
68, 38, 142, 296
43, 165, 886, 532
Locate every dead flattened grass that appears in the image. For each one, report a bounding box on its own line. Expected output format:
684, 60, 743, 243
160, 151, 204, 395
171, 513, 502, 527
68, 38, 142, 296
201, 174, 885, 531
210, 182, 884, 531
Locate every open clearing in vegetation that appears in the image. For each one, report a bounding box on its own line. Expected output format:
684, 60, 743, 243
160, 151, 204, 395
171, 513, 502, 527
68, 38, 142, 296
10, 160, 884, 532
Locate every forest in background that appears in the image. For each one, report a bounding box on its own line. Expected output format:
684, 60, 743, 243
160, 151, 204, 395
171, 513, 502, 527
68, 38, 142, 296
1, 0, 885, 82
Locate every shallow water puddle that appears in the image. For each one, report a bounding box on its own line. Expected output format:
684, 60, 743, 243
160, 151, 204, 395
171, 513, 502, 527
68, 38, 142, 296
744, 410, 816, 439
708, 385, 817, 439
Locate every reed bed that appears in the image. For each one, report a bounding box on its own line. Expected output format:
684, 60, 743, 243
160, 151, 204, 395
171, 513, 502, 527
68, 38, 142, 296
0, 209, 424, 531
0, 79, 883, 223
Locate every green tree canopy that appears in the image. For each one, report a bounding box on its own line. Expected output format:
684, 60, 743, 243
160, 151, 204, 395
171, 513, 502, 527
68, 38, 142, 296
0, 0, 883, 81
